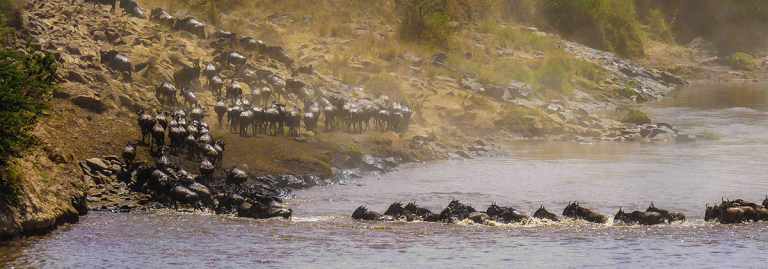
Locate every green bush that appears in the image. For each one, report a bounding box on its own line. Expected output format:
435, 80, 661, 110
645, 8, 674, 43
727, 52, 757, 70
539, 0, 645, 58
622, 108, 651, 124
396, 0, 456, 46
0, 49, 57, 163
532, 53, 606, 94
0, 163, 23, 206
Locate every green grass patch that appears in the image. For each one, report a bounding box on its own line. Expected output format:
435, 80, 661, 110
622, 108, 651, 124
727, 52, 757, 71
0, 162, 24, 206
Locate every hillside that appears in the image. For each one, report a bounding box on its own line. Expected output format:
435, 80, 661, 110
0, 0, 704, 239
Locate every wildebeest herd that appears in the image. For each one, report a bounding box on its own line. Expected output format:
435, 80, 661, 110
123, 106, 292, 219
93, 0, 413, 140
353, 198, 768, 226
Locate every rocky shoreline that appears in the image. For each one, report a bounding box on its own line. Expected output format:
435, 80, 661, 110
0, 0, 704, 240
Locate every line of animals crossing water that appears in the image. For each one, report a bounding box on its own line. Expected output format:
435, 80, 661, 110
352, 198, 768, 226
85, 0, 768, 229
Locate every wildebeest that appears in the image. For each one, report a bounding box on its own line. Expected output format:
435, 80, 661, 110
705, 198, 768, 224
150, 8, 175, 27
225, 81, 244, 102
352, 206, 383, 221
226, 168, 248, 185
646, 202, 686, 223
150, 122, 165, 152
562, 202, 607, 224
174, 61, 202, 90
239, 36, 266, 53
214, 101, 227, 126
381, 202, 436, 221
209, 75, 224, 97
137, 110, 155, 144
614, 208, 665, 225
438, 200, 476, 223
181, 89, 198, 108
237, 196, 292, 219
214, 30, 237, 47
486, 204, 530, 223
533, 205, 560, 222
118, 0, 145, 18
173, 16, 207, 38
100, 50, 132, 80
262, 45, 293, 67
85, 0, 116, 12
122, 142, 136, 165
214, 51, 247, 69
155, 81, 177, 106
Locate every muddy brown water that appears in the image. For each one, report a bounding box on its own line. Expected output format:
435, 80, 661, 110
2, 83, 768, 268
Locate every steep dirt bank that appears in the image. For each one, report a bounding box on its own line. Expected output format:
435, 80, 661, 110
1, 0, 688, 239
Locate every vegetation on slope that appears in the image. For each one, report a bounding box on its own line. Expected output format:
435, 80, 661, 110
0, 0, 58, 205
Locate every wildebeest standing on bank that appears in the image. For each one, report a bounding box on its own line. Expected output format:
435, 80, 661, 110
118, 0, 145, 18
174, 61, 202, 90
84, 0, 116, 12
173, 17, 207, 39
155, 81, 177, 106
150, 8, 175, 27
100, 50, 132, 80
137, 110, 155, 144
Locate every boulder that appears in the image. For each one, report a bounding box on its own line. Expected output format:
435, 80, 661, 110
71, 94, 107, 113
84, 158, 110, 172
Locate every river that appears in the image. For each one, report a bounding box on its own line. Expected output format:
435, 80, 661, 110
2, 83, 768, 268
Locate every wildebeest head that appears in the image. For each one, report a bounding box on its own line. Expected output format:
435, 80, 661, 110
384, 202, 404, 217
613, 208, 632, 224
533, 205, 559, 222
562, 202, 579, 218
704, 203, 719, 222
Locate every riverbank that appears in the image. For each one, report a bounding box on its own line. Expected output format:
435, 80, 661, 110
0, 0, 717, 240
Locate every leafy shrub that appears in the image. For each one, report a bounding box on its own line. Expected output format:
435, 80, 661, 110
0, 49, 57, 163
622, 108, 651, 124
645, 8, 674, 43
396, 0, 456, 46
727, 52, 757, 70
532, 53, 606, 94
494, 105, 560, 137
539, 0, 645, 58
0, 163, 23, 206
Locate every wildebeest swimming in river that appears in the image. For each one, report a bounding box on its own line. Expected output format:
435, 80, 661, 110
705, 198, 768, 224
562, 202, 607, 224
382, 202, 438, 222
486, 203, 530, 223
614, 203, 686, 225
533, 205, 559, 222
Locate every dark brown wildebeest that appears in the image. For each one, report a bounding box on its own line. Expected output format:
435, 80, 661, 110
562, 202, 607, 224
